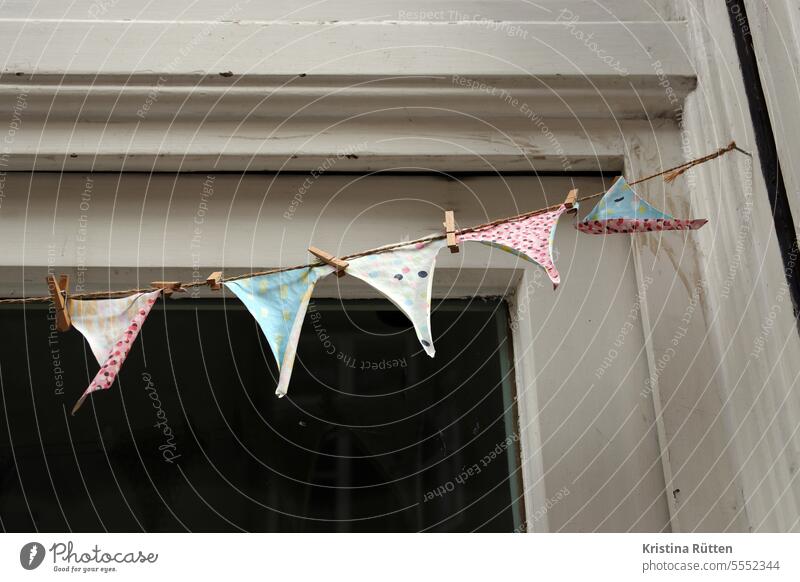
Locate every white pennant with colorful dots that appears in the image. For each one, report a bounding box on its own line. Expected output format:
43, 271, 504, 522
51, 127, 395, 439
224, 265, 334, 397
69, 289, 162, 414
346, 239, 446, 357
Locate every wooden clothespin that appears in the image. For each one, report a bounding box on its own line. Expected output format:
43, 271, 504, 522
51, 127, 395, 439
443, 210, 459, 253
150, 281, 184, 296
206, 271, 223, 290
564, 188, 579, 212
46, 274, 71, 331
308, 246, 348, 277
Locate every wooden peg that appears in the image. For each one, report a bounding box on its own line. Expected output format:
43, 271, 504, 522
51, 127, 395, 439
150, 281, 184, 296
564, 188, 579, 211
308, 246, 348, 277
46, 274, 71, 331
443, 210, 459, 253
206, 271, 223, 290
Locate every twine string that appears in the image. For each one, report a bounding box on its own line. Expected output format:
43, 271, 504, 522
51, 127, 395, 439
0, 141, 745, 305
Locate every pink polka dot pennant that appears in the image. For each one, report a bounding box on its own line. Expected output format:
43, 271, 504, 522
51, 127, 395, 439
71, 289, 162, 415
458, 204, 570, 288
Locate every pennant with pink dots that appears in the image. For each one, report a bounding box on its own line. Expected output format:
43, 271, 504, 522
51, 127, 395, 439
69, 289, 162, 414
458, 204, 572, 288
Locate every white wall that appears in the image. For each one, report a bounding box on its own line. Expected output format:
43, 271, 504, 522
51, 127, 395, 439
743, 0, 800, 238
680, 0, 800, 532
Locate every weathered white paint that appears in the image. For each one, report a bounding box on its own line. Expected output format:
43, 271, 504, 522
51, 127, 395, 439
743, 0, 800, 240
1, 0, 680, 23
0, 20, 691, 78
624, 129, 747, 533
3, 0, 799, 533
0, 76, 696, 123
0, 14, 694, 173
0, 0, 694, 173
680, 0, 800, 532
0, 118, 641, 172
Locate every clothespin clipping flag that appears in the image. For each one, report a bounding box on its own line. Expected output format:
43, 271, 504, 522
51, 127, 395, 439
224, 265, 334, 397
576, 177, 707, 234
457, 204, 573, 288
347, 239, 447, 356
69, 289, 162, 414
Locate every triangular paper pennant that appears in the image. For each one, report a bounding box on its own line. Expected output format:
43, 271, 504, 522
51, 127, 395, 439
70, 290, 162, 365
224, 265, 334, 397
69, 289, 162, 414
577, 176, 707, 234
347, 239, 446, 357
457, 204, 571, 288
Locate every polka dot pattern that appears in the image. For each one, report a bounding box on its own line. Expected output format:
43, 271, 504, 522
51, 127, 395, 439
584, 176, 671, 222
458, 205, 569, 288
347, 239, 447, 356
69, 290, 161, 366
71, 289, 162, 414
578, 176, 708, 235
224, 265, 334, 397
576, 218, 708, 234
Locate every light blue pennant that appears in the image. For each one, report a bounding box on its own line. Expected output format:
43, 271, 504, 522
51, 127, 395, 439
224, 265, 334, 396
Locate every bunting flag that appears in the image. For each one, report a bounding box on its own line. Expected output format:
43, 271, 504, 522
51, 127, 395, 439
224, 265, 334, 397
576, 176, 707, 234
347, 239, 447, 357
457, 204, 572, 288
69, 289, 162, 414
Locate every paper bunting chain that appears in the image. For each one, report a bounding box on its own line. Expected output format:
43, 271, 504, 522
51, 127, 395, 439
60, 168, 718, 412
2, 141, 741, 308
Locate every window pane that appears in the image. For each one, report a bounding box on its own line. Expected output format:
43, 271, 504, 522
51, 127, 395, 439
0, 299, 522, 532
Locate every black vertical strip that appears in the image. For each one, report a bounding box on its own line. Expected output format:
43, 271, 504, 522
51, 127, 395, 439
728, 0, 800, 317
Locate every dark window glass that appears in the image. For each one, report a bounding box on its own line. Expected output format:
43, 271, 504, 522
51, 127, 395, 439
0, 299, 523, 532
